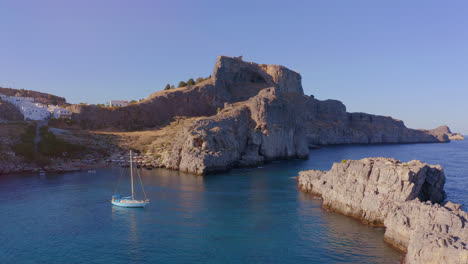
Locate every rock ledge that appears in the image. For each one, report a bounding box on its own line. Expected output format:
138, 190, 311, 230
297, 158, 468, 264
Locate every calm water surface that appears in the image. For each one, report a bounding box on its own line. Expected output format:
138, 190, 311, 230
1, 139, 467, 263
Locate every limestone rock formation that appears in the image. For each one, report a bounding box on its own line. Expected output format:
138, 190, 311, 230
297, 158, 468, 264
72, 56, 452, 174
150, 57, 449, 174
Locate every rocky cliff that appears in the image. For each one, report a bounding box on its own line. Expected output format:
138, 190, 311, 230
72, 56, 451, 174
150, 57, 448, 174
297, 158, 468, 264
424, 125, 464, 141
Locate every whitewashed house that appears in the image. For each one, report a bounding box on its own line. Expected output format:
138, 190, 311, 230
48, 105, 72, 119
3, 96, 49, 120
109, 100, 129, 107
6, 96, 34, 106
1, 94, 72, 121
18, 102, 50, 120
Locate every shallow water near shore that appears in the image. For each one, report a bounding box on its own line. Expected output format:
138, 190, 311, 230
1, 139, 467, 263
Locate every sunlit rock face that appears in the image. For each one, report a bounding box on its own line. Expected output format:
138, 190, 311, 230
298, 158, 468, 264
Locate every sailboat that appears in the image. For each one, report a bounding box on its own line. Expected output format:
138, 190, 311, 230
111, 150, 150, 208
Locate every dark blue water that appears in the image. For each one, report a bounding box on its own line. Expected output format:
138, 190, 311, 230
1, 140, 467, 264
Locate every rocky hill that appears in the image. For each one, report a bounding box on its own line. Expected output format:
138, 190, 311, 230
84, 56, 444, 175
0, 87, 67, 106
297, 158, 467, 264
68, 56, 453, 174
2, 56, 459, 175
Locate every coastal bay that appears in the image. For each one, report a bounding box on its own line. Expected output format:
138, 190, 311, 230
1, 139, 466, 263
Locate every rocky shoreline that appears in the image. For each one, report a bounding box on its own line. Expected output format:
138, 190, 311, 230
0, 158, 108, 175
297, 158, 468, 264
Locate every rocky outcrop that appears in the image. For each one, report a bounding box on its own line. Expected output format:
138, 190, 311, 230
424, 125, 464, 141
70, 56, 452, 174
148, 57, 448, 174
297, 158, 468, 264
0, 100, 23, 121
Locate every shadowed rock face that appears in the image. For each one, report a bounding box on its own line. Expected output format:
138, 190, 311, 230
72, 56, 450, 174
297, 158, 468, 264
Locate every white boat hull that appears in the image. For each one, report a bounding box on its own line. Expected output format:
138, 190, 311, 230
111, 200, 148, 208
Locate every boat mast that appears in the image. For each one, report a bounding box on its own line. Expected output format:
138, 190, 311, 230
130, 150, 134, 200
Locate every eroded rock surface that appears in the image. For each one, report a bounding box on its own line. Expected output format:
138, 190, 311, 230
297, 158, 468, 264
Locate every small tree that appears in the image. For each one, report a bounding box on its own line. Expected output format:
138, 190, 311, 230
196, 77, 204, 83
164, 84, 171, 90
170, 85, 175, 89
178, 81, 187, 88
187, 78, 195, 86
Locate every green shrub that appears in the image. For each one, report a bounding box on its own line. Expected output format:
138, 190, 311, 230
341, 159, 348, 164
187, 78, 196, 86
37, 126, 85, 157
178, 81, 187, 88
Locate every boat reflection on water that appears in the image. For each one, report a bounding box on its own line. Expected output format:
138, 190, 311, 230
111, 205, 143, 259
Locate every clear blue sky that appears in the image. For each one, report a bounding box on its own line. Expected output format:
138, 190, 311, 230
1, 0, 467, 133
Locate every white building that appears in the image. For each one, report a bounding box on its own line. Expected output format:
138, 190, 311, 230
1, 94, 73, 121
6, 96, 34, 106
18, 102, 50, 120
2, 95, 49, 121
109, 100, 128, 107
48, 105, 72, 119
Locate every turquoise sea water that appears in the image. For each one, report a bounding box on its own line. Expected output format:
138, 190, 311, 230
1, 139, 467, 264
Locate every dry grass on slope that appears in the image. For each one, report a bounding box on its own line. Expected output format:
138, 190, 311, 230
91, 116, 201, 156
